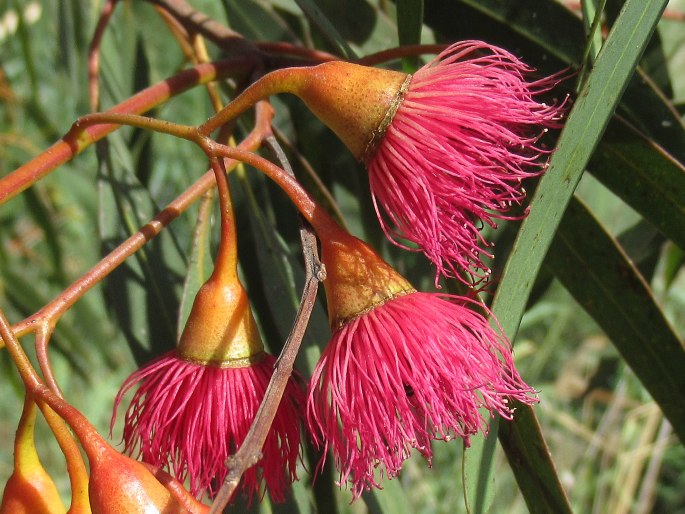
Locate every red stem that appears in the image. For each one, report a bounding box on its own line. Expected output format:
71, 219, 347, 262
208, 157, 239, 284
198, 66, 311, 137
10, 107, 273, 341
356, 43, 448, 65
206, 140, 346, 241
1, 306, 124, 466
88, 0, 119, 112
256, 41, 337, 62
0, 57, 253, 206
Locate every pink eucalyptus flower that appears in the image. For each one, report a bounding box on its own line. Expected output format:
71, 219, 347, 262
217, 41, 564, 285
112, 351, 304, 502
367, 41, 565, 285
306, 291, 537, 497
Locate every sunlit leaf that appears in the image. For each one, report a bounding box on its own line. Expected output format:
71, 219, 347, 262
490, 0, 666, 512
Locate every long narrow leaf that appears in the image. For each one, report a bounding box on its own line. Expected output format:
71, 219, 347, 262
397, 0, 424, 47
294, 0, 357, 58
590, 117, 685, 252
547, 197, 685, 443
490, 1, 667, 512
397, 0, 424, 71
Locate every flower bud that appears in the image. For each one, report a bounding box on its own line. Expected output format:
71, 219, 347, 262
140, 464, 208, 513
87, 447, 204, 514
35, 389, 204, 514
0, 399, 65, 514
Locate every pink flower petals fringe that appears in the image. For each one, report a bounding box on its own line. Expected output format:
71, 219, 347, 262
306, 292, 537, 497
111, 352, 304, 502
368, 40, 566, 286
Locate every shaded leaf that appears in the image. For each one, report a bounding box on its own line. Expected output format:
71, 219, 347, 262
177, 191, 216, 338
589, 117, 685, 252
397, 0, 424, 71
294, 0, 357, 58
547, 197, 685, 444
97, 135, 187, 364
397, 0, 424, 46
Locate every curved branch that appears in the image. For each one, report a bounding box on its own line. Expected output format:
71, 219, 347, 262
0, 57, 254, 206
8, 107, 274, 343
209, 136, 325, 513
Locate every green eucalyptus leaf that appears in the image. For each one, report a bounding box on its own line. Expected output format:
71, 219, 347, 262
222, 0, 297, 42
397, 0, 424, 47
294, 0, 357, 58
177, 191, 216, 338
97, 134, 186, 364
589, 117, 685, 252
491, 0, 666, 512
547, 197, 685, 444
397, 0, 424, 71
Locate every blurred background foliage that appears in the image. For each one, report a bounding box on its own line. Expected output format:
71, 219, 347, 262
0, 0, 684, 513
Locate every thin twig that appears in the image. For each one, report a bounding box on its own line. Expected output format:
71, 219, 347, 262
0, 57, 254, 206
355, 43, 448, 65
154, 5, 196, 62
88, 0, 119, 112
264, 134, 325, 292
209, 136, 325, 512
635, 418, 673, 514
9, 109, 274, 340
148, 0, 257, 55
272, 126, 348, 229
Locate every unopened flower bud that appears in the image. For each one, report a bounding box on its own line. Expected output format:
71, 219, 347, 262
88, 449, 191, 514
0, 399, 65, 514
49, 397, 204, 514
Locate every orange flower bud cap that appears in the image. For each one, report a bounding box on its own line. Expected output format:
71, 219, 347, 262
285, 61, 409, 162
176, 276, 264, 366
318, 226, 415, 330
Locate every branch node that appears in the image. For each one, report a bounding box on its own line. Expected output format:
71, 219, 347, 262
315, 262, 327, 282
